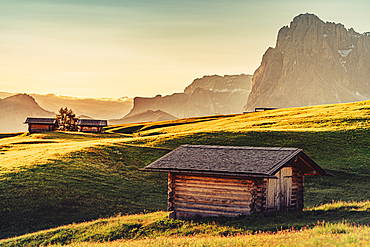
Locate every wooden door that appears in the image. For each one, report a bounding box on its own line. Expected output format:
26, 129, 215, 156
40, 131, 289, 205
266, 167, 292, 212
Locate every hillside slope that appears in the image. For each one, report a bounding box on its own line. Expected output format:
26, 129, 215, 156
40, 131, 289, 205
0, 100, 369, 241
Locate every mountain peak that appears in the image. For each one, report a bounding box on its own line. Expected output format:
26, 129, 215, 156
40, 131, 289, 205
244, 13, 370, 111
0, 94, 54, 133
4, 93, 37, 105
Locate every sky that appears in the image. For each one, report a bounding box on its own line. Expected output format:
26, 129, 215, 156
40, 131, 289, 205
1, 0, 369, 99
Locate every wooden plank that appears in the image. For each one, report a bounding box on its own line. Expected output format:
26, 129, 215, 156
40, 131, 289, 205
175, 189, 252, 201
283, 167, 292, 209
266, 171, 278, 210
175, 201, 250, 213
174, 186, 253, 196
175, 182, 252, 192
175, 175, 254, 182
175, 194, 251, 206
175, 174, 255, 184
176, 180, 253, 188
175, 178, 253, 187
175, 208, 247, 217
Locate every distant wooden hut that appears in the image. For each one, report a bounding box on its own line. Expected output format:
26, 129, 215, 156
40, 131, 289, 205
141, 145, 332, 219
24, 118, 57, 133
254, 107, 277, 112
76, 119, 107, 133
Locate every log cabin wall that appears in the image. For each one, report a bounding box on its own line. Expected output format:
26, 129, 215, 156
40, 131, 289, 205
29, 124, 54, 133
168, 173, 266, 219
253, 178, 268, 213
79, 126, 103, 133
291, 166, 304, 210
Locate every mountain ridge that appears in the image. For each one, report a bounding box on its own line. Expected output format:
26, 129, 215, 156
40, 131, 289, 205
244, 13, 370, 111
109, 110, 177, 125
126, 74, 252, 119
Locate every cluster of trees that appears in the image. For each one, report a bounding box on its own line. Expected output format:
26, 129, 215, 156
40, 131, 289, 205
55, 107, 79, 131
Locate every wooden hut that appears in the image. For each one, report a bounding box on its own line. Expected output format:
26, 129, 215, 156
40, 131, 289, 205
140, 144, 332, 219
24, 118, 57, 133
76, 119, 107, 133
254, 107, 277, 112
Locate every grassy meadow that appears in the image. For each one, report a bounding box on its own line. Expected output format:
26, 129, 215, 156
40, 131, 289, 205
0, 100, 369, 246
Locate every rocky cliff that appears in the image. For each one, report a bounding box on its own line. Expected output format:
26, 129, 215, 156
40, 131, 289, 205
244, 13, 370, 111
126, 74, 252, 119
0, 94, 54, 133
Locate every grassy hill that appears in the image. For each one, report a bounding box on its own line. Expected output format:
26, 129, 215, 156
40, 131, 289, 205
0, 100, 369, 245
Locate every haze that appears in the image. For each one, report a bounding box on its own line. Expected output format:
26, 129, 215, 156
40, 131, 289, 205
1, 0, 369, 99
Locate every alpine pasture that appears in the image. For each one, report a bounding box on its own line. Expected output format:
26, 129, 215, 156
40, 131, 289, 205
1, 100, 370, 246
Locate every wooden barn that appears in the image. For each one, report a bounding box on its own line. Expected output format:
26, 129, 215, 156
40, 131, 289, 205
141, 144, 332, 219
77, 119, 107, 133
24, 118, 57, 133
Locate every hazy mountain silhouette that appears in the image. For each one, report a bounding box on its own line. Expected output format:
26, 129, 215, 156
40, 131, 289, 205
30, 94, 133, 120
126, 74, 252, 119
0, 94, 54, 133
109, 110, 177, 125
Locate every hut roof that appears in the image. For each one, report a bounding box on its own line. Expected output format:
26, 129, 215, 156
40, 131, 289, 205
24, 118, 57, 125
141, 144, 332, 178
77, 119, 107, 127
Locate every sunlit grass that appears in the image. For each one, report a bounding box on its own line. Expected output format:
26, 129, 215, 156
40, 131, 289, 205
122, 100, 370, 136
308, 200, 370, 212
0, 100, 370, 244
1, 201, 370, 247
0, 132, 131, 173
69, 224, 370, 247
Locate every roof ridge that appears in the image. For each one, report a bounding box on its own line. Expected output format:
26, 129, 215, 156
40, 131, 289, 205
182, 144, 298, 151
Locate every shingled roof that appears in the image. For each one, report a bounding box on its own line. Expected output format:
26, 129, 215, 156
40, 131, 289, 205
77, 119, 107, 127
24, 118, 57, 125
141, 144, 331, 178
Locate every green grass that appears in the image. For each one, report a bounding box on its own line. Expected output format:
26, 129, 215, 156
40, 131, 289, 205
1, 201, 370, 246
0, 100, 370, 245
105, 114, 236, 135
0, 144, 169, 239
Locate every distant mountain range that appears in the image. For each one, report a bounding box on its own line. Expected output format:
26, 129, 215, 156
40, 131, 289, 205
244, 13, 370, 111
30, 94, 133, 120
0, 94, 54, 133
109, 110, 177, 125
126, 74, 252, 119
0, 92, 133, 120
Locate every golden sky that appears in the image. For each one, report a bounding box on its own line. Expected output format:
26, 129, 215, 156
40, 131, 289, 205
1, 0, 369, 98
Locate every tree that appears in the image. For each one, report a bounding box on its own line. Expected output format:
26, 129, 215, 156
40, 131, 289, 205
56, 107, 79, 131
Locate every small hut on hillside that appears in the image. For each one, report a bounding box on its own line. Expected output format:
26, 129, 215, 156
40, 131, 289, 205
141, 144, 332, 219
76, 119, 107, 133
24, 118, 57, 133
